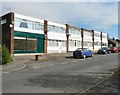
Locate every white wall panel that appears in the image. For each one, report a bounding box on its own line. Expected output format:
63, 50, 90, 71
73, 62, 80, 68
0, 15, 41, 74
48, 32, 66, 40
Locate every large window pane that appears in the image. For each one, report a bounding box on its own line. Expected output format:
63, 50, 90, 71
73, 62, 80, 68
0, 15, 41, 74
14, 38, 37, 53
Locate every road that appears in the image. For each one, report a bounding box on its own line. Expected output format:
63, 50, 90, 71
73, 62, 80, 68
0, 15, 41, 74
2, 53, 118, 93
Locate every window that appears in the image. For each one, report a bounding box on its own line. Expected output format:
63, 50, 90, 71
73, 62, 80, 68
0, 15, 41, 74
48, 25, 65, 33
62, 41, 66, 47
14, 38, 37, 52
69, 40, 74, 47
84, 41, 88, 46
69, 28, 81, 35
94, 42, 99, 46
94, 33, 100, 37
102, 43, 107, 46
15, 18, 44, 31
84, 31, 92, 37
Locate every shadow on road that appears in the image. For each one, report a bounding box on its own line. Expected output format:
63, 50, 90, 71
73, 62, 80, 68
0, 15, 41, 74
65, 56, 74, 59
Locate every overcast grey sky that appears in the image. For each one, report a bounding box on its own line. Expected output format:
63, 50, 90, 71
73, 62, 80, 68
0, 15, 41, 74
1, 1, 119, 38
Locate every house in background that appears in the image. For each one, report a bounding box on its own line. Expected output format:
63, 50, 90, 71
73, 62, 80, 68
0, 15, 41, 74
108, 38, 120, 47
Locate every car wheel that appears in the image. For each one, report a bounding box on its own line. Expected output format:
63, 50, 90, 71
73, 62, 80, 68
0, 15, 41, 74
75, 56, 80, 59
109, 51, 111, 54
105, 52, 107, 54
83, 55, 86, 59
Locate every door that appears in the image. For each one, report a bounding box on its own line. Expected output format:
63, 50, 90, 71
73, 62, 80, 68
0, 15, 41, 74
59, 41, 62, 53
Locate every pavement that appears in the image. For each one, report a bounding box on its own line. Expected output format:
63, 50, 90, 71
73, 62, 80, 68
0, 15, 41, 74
0, 52, 73, 73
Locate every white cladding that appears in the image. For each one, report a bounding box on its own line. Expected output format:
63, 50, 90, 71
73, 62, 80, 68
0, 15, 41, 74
94, 31, 101, 51
94, 31, 101, 42
83, 30, 93, 50
68, 28, 82, 51
102, 32, 108, 43
83, 30, 92, 42
47, 21, 66, 53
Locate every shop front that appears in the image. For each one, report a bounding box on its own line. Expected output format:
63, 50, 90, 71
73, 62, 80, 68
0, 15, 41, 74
14, 31, 44, 54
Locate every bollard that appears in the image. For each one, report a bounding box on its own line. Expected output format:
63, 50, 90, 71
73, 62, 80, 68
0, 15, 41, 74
35, 55, 41, 61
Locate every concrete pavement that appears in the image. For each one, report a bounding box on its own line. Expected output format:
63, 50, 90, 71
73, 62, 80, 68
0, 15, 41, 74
1, 52, 118, 73
1, 52, 73, 73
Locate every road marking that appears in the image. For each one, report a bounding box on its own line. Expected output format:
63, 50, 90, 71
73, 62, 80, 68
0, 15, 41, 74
76, 70, 118, 94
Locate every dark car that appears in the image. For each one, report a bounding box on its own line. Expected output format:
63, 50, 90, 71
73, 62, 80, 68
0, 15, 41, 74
73, 48, 94, 59
110, 47, 118, 53
97, 47, 111, 54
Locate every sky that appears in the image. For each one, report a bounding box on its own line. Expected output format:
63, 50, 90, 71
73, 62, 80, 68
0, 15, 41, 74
1, 0, 119, 39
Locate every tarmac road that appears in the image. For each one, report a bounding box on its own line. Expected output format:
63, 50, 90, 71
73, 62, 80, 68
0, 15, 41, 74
2, 53, 118, 94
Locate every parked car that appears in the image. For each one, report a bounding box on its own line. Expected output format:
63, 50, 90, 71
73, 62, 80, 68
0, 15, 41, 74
73, 48, 94, 59
110, 47, 118, 53
117, 47, 120, 52
97, 47, 111, 54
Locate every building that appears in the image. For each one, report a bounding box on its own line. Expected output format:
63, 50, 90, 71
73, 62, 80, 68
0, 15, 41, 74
108, 38, 120, 47
0, 12, 108, 56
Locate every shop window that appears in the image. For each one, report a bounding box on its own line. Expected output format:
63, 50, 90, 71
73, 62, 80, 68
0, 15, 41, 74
14, 38, 37, 53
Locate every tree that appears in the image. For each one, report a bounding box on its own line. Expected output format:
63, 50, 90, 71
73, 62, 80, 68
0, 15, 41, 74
1, 45, 12, 65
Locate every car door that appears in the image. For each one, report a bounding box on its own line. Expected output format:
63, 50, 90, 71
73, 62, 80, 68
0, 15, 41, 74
85, 49, 90, 57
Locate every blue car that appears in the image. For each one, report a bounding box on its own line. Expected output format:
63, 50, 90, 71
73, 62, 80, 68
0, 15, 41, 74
73, 48, 94, 59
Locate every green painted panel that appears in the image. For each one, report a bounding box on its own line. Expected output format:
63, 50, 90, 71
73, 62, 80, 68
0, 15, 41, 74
14, 31, 44, 38
14, 50, 38, 54
37, 38, 44, 53
14, 31, 44, 53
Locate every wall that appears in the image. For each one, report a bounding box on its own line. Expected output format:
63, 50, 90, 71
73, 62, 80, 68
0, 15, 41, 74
83, 29, 93, 50
47, 21, 66, 53
1, 12, 14, 54
68, 26, 82, 51
94, 31, 101, 51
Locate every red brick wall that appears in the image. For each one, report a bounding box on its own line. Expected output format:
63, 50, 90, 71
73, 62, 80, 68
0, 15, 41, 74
1, 12, 14, 54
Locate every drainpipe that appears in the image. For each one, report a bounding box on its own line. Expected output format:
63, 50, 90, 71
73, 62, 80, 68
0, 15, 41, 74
101, 32, 102, 48
91, 30, 94, 50
81, 28, 84, 49
66, 24, 69, 52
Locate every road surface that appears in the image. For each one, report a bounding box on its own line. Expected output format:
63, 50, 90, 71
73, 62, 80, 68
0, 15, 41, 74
2, 53, 118, 93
